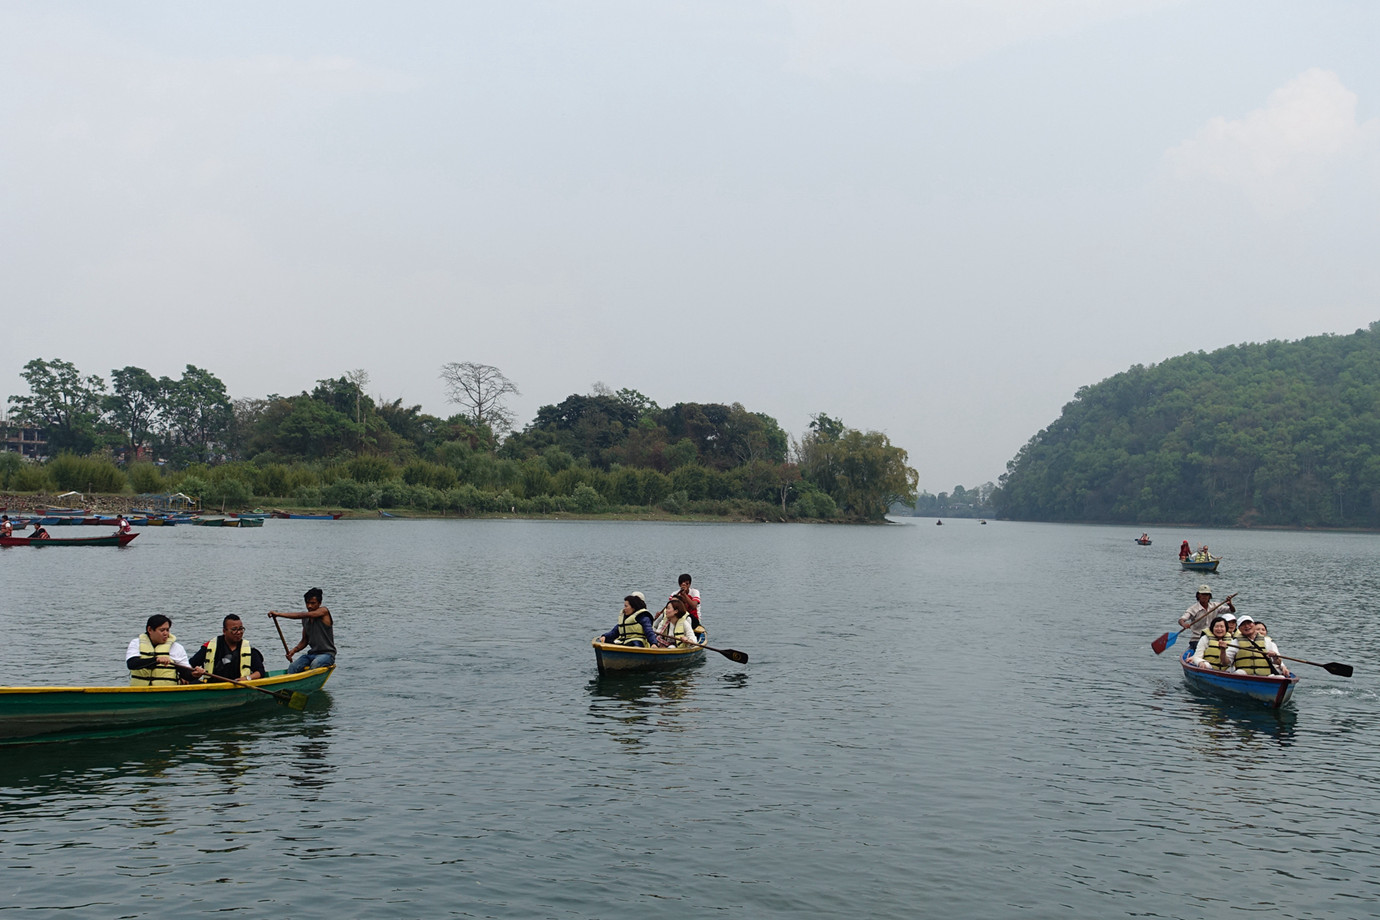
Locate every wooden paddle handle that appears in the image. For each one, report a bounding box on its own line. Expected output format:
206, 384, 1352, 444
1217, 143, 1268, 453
271, 614, 292, 657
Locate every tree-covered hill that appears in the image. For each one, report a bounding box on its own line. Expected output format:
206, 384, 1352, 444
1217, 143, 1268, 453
993, 323, 1380, 528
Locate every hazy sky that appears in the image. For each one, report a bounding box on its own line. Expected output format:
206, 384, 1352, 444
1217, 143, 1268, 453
3, 1, 1378, 492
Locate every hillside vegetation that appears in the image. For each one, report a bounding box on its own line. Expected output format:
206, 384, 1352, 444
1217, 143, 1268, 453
993, 323, 1380, 528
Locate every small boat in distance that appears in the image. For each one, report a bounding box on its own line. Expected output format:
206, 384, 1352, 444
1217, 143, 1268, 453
1180, 650, 1297, 709
271, 511, 345, 520
1135, 533, 1152, 545
1181, 557, 1220, 573
0, 533, 138, 547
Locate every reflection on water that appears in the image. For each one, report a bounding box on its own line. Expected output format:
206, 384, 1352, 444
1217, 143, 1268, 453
1184, 698, 1299, 751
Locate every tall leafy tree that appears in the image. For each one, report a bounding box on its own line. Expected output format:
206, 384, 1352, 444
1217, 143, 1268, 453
160, 365, 233, 463
103, 366, 162, 457
7, 358, 107, 454
799, 416, 918, 520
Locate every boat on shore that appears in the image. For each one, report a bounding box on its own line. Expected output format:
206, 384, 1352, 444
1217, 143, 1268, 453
0, 533, 138, 547
1180, 650, 1297, 708
271, 511, 345, 520
1181, 557, 1220, 572
0, 666, 334, 742
592, 636, 707, 674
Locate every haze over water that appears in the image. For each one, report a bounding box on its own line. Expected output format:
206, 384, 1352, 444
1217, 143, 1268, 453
3, 519, 1378, 919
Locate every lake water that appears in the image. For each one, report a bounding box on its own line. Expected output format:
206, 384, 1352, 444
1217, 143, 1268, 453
2, 519, 1378, 919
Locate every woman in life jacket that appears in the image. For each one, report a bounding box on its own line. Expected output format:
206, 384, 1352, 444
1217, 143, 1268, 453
1189, 616, 1233, 670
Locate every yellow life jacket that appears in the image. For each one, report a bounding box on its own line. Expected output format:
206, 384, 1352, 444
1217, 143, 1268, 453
664, 615, 696, 646
1200, 636, 1230, 669
130, 633, 179, 686
203, 637, 255, 678
615, 610, 649, 647
1233, 638, 1274, 676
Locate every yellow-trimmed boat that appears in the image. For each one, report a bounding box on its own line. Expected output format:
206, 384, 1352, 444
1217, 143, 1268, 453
0, 666, 334, 743
592, 636, 706, 674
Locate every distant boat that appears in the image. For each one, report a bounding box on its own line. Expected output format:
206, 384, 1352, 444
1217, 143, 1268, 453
1, 533, 138, 547
270, 511, 344, 520
935, 520, 943, 526
1181, 557, 1220, 573
1135, 537, 1152, 545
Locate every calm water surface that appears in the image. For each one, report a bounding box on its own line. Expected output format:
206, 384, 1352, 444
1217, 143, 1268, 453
2, 519, 1378, 919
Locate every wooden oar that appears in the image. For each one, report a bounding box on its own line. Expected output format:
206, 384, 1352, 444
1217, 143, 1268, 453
668, 634, 748, 664
177, 665, 309, 709
1276, 654, 1353, 678
271, 614, 293, 663
1151, 593, 1237, 654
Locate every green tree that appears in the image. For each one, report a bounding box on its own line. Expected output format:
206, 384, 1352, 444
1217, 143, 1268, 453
8, 358, 107, 455
103, 366, 162, 458
799, 419, 918, 520
160, 365, 233, 463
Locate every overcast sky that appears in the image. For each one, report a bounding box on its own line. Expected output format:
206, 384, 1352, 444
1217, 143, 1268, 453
3, 1, 1377, 492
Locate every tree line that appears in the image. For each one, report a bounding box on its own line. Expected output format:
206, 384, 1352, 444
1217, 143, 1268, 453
993, 322, 1380, 528
4, 359, 918, 522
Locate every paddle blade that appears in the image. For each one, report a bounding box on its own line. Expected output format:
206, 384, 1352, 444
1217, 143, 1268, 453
1325, 662, 1354, 678
283, 691, 309, 710
721, 648, 748, 664
1151, 632, 1171, 655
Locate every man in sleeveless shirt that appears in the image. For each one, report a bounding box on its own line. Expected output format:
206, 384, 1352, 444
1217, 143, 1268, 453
270, 587, 337, 673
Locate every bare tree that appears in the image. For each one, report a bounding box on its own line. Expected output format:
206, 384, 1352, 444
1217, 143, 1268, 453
439, 362, 520, 434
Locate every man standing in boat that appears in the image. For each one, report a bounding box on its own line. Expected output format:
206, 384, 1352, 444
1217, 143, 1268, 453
1179, 586, 1234, 647
270, 587, 337, 673
189, 615, 265, 681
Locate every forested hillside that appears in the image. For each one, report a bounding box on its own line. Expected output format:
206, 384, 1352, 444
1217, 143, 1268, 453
993, 323, 1380, 528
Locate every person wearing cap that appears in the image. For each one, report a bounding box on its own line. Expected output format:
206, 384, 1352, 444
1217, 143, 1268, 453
1232, 617, 1292, 677
1179, 586, 1234, 646
1189, 616, 1235, 670
594, 592, 665, 648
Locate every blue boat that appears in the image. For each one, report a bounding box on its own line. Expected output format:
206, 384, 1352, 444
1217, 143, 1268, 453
1180, 650, 1298, 708
1180, 558, 1220, 573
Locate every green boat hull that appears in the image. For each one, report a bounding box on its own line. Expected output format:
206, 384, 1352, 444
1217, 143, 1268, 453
0, 666, 334, 742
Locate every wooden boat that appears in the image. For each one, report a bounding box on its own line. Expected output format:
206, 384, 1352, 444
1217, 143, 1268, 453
592, 636, 707, 674
236, 516, 264, 527
271, 511, 344, 520
1181, 557, 1220, 572
1180, 650, 1297, 709
0, 533, 138, 547
0, 666, 334, 742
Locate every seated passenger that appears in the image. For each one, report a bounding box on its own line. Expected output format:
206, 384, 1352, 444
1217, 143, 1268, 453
126, 614, 198, 686
1258, 621, 1293, 676
189, 614, 266, 681
0, 515, 11, 537
1189, 616, 1235, 670
30, 524, 50, 540
1231, 618, 1278, 676
658, 597, 698, 647
594, 592, 664, 648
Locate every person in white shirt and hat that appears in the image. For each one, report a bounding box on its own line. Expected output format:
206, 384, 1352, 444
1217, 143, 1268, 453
1179, 585, 1234, 646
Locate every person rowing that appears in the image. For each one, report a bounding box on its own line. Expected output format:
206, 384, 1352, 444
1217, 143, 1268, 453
1179, 585, 1234, 647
